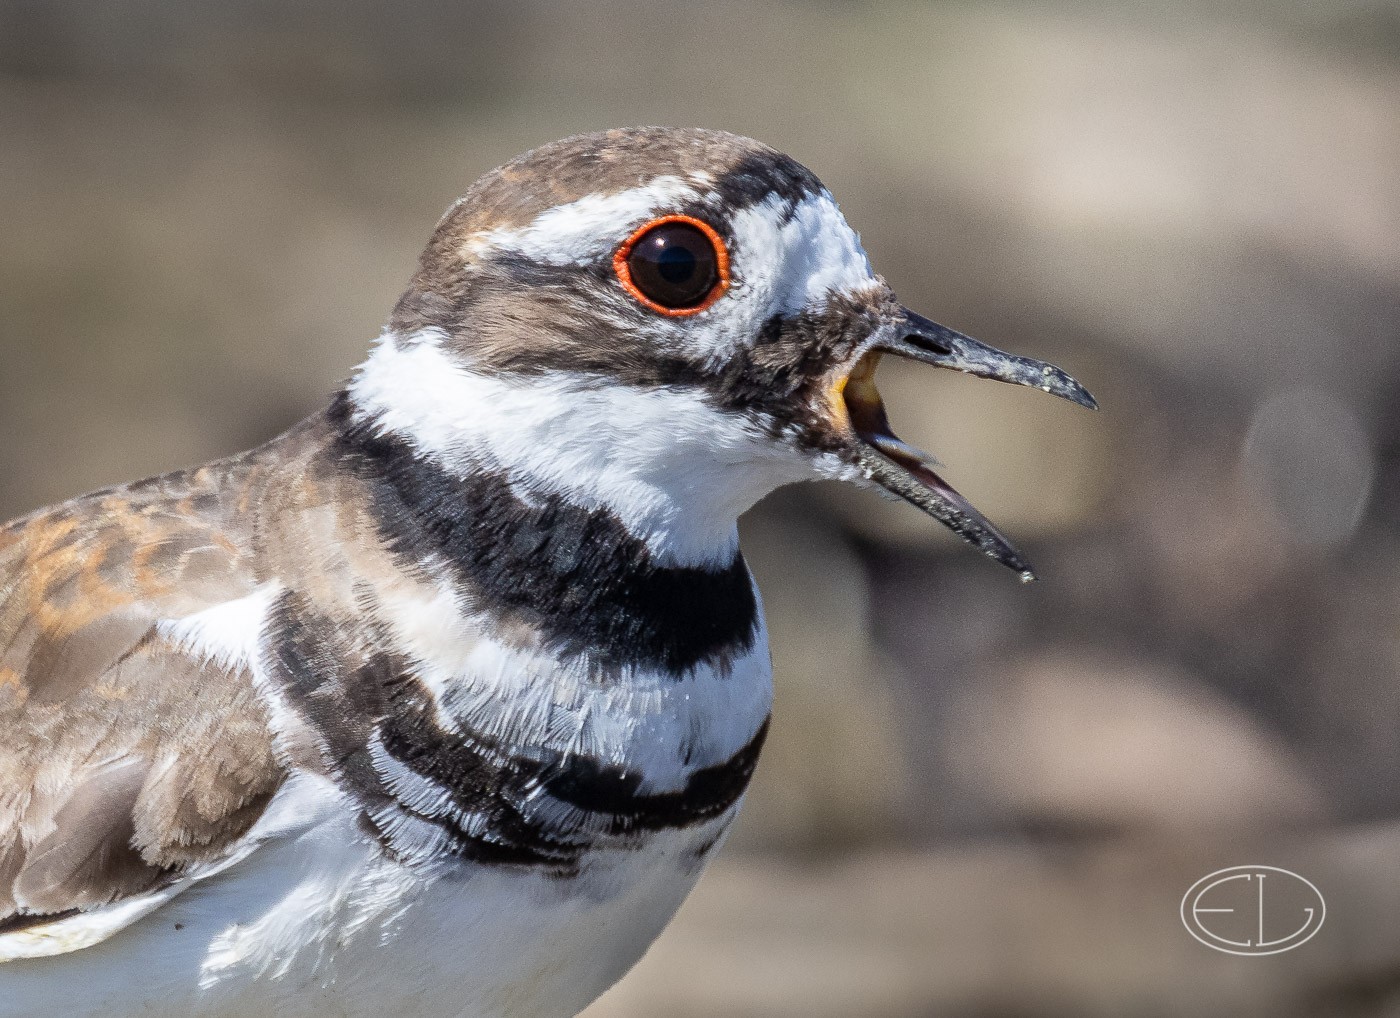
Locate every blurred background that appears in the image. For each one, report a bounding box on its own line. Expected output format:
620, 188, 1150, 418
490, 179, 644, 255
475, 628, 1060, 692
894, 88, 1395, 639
2, 1, 1399, 1014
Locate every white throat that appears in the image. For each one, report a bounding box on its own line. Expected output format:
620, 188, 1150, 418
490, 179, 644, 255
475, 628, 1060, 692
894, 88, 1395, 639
346, 329, 813, 566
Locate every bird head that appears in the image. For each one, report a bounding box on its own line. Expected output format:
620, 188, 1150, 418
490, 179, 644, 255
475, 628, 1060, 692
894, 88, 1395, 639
348, 127, 1095, 576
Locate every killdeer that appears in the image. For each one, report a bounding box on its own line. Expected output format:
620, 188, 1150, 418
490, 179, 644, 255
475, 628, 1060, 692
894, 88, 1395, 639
0, 127, 1094, 1016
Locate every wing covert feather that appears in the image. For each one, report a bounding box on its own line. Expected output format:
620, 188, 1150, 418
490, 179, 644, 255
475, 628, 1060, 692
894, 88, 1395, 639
0, 471, 285, 941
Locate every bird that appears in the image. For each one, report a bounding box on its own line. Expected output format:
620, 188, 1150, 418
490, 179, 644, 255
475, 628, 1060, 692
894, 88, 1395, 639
0, 127, 1094, 1017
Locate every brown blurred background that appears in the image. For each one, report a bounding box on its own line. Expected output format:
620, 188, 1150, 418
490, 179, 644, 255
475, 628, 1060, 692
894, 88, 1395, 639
3, 1, 1400, 1015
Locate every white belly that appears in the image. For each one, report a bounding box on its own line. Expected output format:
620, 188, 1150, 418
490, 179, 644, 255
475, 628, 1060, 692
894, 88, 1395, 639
0, 800, 735, 1018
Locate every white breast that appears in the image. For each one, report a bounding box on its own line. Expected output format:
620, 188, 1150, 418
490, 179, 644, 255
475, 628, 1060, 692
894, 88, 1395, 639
0, 526, 771, 1016
372, 567, 775, 792
0, 773, 738, 1018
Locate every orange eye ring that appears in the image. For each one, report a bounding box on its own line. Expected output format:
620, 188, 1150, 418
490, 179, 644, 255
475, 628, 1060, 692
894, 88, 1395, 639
613, 215, 731, 317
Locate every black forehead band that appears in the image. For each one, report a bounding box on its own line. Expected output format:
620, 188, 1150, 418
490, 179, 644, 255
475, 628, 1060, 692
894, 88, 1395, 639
704, 151, 824, 216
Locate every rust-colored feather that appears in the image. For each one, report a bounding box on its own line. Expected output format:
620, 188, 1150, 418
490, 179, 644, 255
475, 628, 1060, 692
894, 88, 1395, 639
0, 462, 287, 931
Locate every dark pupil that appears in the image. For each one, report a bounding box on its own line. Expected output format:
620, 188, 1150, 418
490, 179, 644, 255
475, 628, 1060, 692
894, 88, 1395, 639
626, 223, 718, 309
657, 246, 697, 284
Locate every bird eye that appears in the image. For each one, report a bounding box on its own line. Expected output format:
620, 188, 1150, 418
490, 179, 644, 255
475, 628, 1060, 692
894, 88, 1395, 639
614, 216, 729, 315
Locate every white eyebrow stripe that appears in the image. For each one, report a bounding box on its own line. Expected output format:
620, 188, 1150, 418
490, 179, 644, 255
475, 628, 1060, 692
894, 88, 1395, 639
457, 183, 880, 364
466, 173, 711, 265
728, 192, 879, 314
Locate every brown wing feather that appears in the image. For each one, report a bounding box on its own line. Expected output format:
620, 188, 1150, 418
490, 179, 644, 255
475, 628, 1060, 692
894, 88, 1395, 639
0, 468, 285, 928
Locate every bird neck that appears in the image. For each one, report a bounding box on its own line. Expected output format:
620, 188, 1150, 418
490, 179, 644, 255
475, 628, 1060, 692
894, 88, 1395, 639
343, 329, 810, 566
323, 390, 762, 675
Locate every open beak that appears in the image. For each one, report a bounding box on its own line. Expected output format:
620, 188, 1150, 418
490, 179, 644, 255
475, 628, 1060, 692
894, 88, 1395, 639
838, 309, 1097, 582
